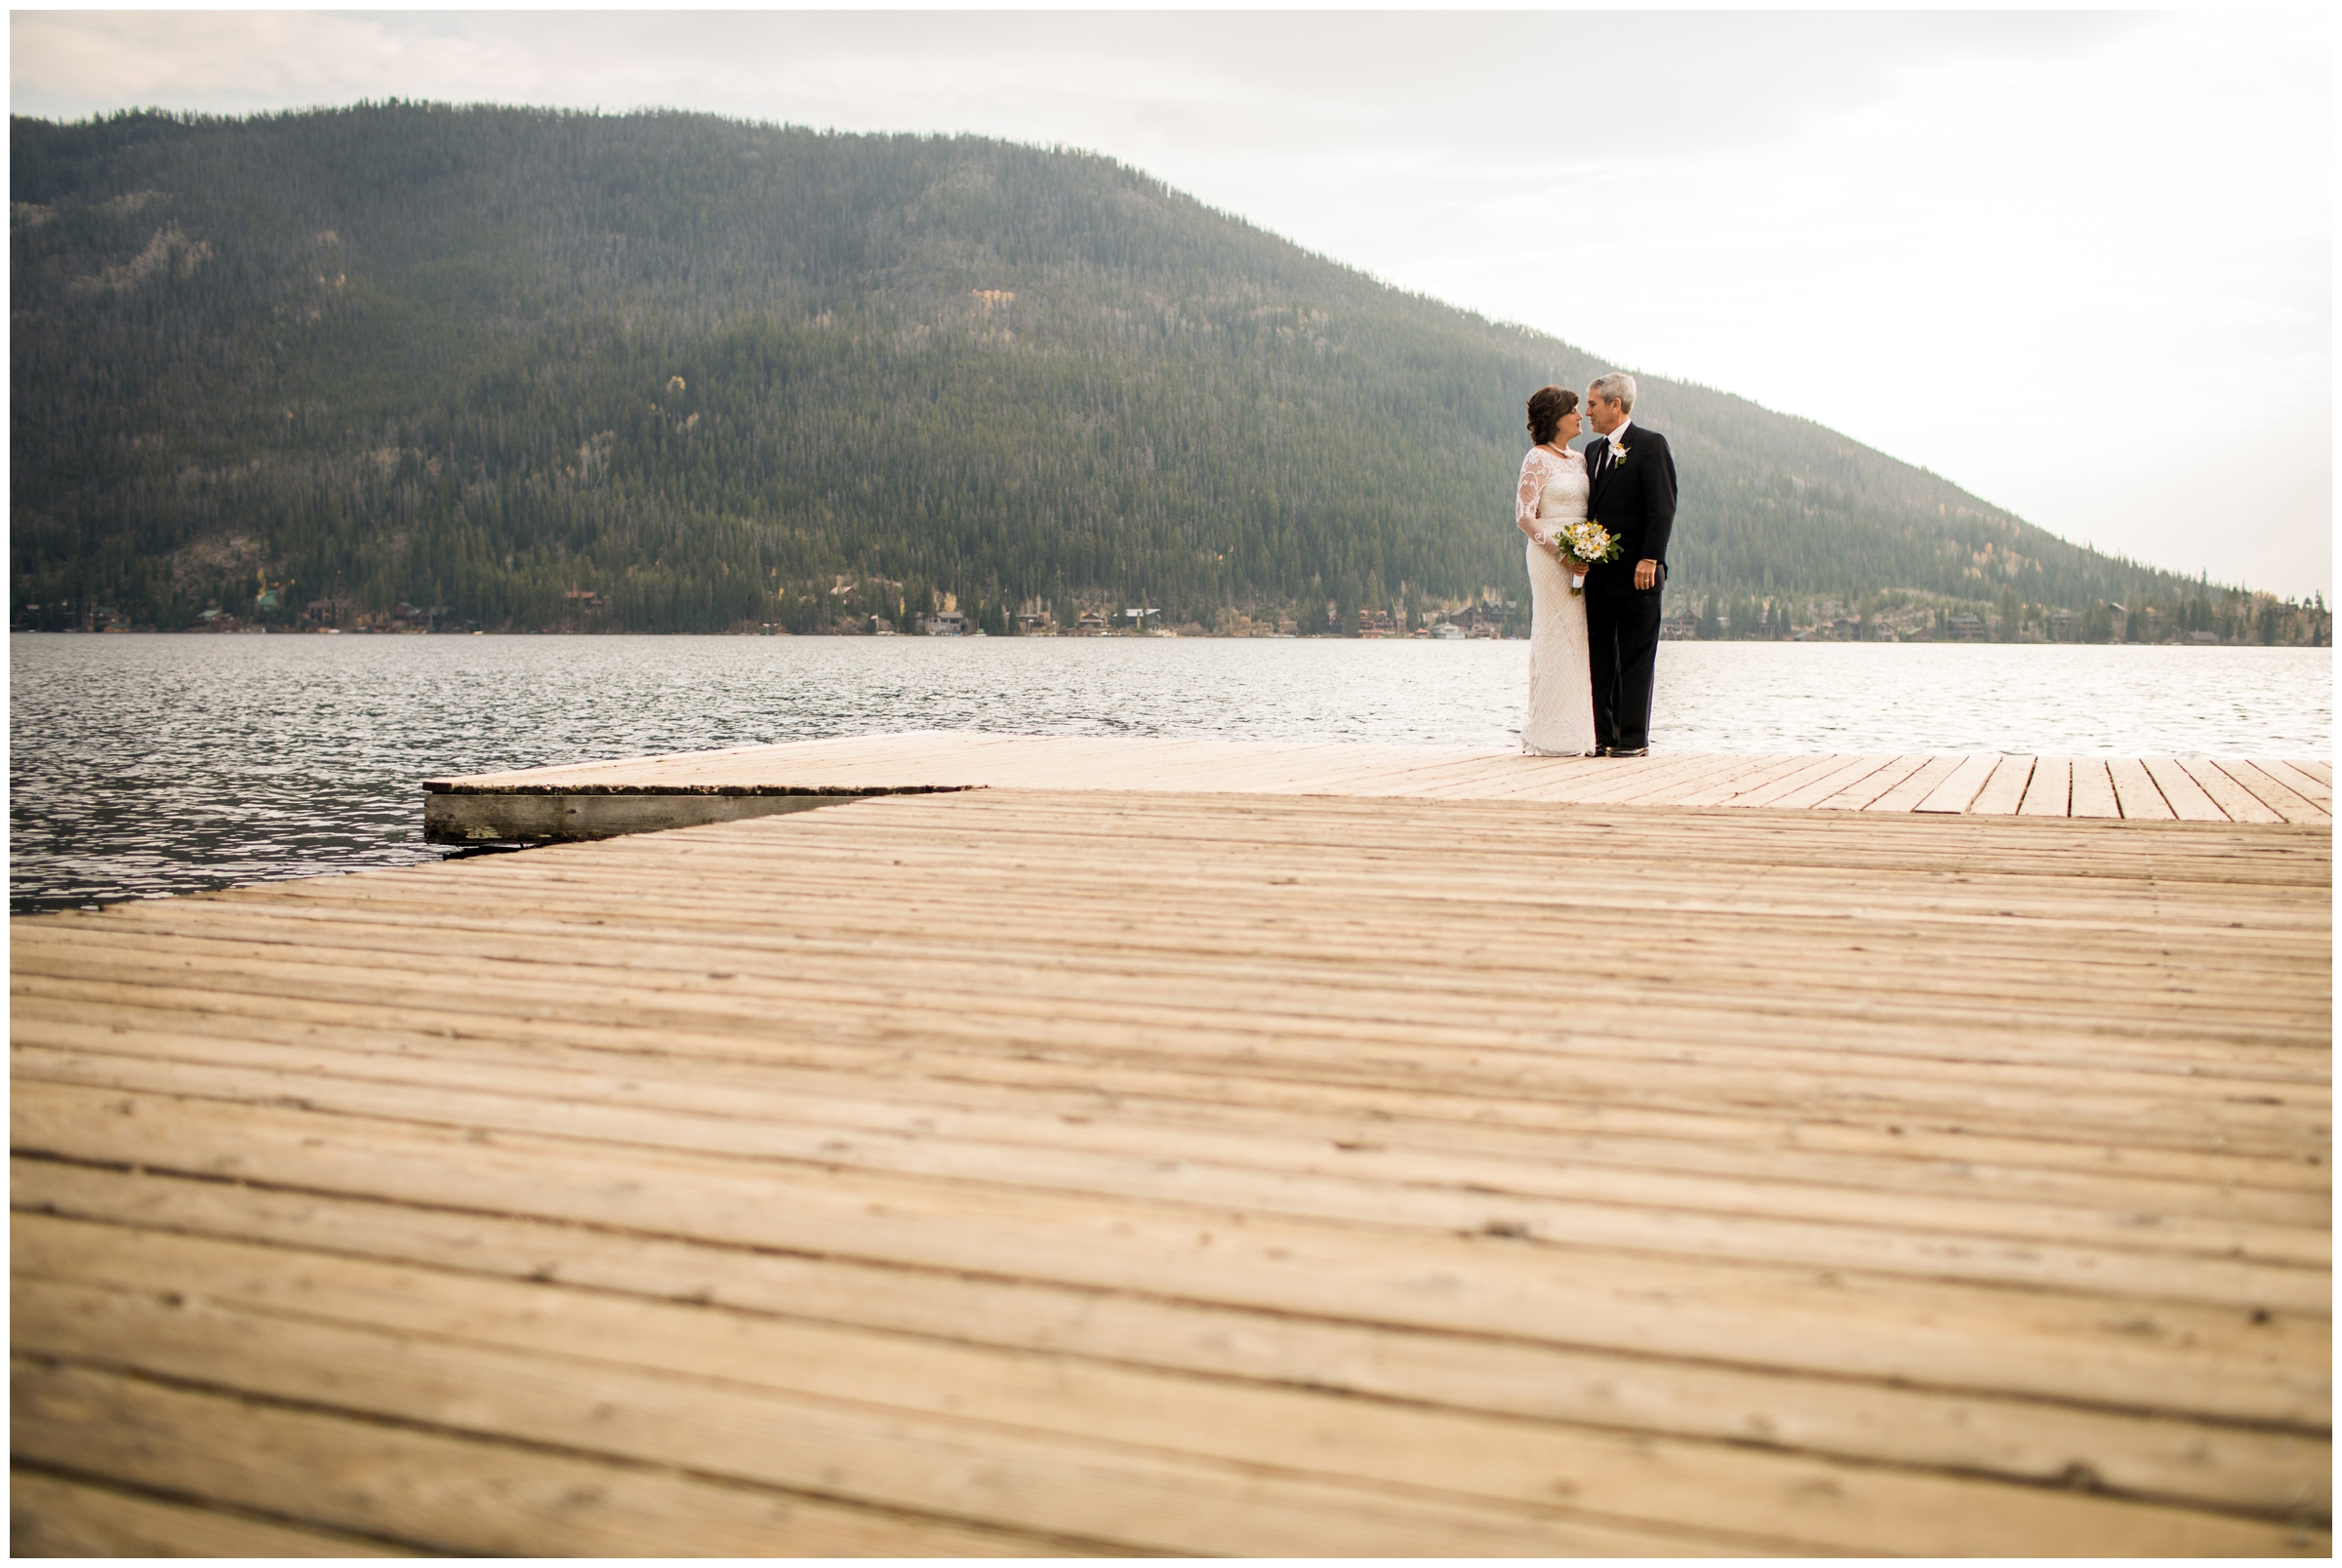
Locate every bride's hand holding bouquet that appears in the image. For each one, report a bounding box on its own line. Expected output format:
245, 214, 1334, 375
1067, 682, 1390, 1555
1551, 519, 1622, 595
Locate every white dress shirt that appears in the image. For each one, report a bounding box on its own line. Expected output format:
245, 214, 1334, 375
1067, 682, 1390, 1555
1598, 416, 1634, 469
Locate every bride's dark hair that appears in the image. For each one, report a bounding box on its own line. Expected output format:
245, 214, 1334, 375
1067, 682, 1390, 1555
1526, 385, 1578, 446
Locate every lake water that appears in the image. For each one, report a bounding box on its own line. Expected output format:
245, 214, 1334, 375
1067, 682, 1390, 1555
10, 632, 2330, 912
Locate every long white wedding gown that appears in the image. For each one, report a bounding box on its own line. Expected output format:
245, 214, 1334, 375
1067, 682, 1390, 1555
1516, 445, 1597, 756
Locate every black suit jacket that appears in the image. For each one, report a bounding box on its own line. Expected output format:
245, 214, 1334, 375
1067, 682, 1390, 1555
1582, 422, 1676, 597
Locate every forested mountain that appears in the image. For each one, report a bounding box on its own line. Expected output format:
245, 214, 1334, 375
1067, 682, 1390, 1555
8, 103, 2280, 634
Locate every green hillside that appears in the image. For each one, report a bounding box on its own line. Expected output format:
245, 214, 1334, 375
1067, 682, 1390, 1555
8, 103, 2293, 636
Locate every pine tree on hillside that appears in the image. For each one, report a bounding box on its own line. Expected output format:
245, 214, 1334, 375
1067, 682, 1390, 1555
10, 104, 2246, 634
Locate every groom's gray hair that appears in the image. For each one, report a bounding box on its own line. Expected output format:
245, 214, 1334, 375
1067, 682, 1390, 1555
1590, 372, 1638, 412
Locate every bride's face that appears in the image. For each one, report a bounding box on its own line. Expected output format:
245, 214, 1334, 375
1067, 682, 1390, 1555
1556, 408, 1583, 443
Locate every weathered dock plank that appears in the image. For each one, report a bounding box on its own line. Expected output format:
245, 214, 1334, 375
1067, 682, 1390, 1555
5, 1465, 411, 1558
2177, 756, 2288, 824
1916, 751, 2007, 814
12, 789, 2331, 1554
2144, 756, 2232, 822
14, 1356, 1047, 1557
2220, 758, 2331, 824
2110, 756, 2179, 820
2019, 755, 2074, 816
1965, 752, 2037, 815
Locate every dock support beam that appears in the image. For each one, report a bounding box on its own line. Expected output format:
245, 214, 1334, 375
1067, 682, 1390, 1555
422, 785, 966, 844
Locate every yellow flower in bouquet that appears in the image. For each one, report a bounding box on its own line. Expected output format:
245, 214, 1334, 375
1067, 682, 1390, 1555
1553, 519, 1622, 595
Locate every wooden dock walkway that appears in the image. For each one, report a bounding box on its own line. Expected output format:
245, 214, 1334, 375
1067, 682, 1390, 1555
424, 732, 2334, 843
13, 752, 2334, 1552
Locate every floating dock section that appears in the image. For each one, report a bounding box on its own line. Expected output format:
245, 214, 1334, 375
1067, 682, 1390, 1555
422, 731, 2333, 842
13, 733, 2332, 1554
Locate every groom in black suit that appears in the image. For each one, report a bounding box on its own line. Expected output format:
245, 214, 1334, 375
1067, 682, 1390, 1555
1581, 373, 1676, 757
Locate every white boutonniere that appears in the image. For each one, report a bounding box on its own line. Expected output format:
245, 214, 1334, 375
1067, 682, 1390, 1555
1608, 441, 1630, 464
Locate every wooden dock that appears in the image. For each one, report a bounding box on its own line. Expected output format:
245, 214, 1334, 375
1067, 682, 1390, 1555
423, 731, 2334, 842
13, 736, 2333, 1554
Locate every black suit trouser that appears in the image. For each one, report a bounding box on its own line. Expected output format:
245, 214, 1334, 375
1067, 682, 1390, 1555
1586, 587, 1662, 750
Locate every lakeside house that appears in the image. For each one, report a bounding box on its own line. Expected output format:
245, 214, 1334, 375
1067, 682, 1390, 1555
1444, 601, 1514, 638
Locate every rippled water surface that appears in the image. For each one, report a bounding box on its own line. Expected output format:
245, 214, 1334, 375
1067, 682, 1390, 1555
11, 632, 2330, 910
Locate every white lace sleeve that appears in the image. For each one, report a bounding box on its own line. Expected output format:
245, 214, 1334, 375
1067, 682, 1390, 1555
1515, 451, 1548, 538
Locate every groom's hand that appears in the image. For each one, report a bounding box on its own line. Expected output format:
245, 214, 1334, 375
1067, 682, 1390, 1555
1635, 559, 1659, 591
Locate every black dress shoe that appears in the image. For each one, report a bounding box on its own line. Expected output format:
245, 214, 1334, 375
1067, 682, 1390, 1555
1594, 744, 1612, 757
1611, 745, 1649, 758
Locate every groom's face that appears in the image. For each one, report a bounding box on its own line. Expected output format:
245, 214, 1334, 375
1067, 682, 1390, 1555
1587, 392, 1625, 436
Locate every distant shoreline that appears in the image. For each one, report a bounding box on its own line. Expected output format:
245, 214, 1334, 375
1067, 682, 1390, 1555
9, 626, 2332, 650
9, 626, 2332, 652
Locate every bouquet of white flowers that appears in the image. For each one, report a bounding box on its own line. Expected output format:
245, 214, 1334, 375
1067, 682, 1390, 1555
1551, 519, 1622, 596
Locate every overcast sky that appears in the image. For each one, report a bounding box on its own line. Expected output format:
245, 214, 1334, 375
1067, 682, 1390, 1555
12, 8, 2334, 598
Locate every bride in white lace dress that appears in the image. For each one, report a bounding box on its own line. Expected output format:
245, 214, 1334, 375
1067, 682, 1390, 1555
1515, 385, 1596, 755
